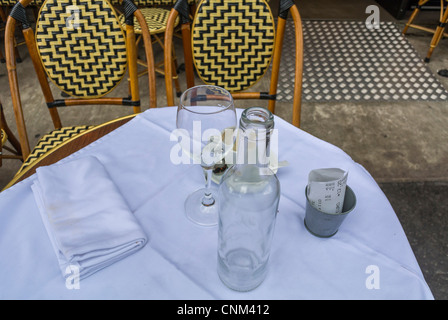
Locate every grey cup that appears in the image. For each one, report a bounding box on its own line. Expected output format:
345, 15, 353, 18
304, 186, 356, 238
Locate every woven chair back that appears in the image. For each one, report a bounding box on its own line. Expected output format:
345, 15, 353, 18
109, 0, 195, 6
35, 0, 128, 98
191, 0, 275, 92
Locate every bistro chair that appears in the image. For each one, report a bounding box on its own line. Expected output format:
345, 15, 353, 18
0, 98, 23, 167
402, 0, 448, 62
164, 0, 303, 128
4, 0, 157, 173
111, 0, 197, 98
0, 4, 22, 63
1, 1, 44, 63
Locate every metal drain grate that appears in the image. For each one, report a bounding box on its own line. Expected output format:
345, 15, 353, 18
275, 20, 448, 103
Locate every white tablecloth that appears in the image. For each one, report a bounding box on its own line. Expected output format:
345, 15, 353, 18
0, 107, 433, 299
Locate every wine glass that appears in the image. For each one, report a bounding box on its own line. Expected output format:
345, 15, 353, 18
176, 85, 237, 226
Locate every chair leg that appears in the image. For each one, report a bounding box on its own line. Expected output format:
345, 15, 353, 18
171, 47, 182, 97
2, 120, 22, 158
0, 6, 5, 21
0, 103, 23, 167
134, 31, 183, 98
14, 43, 22, 63
424, 5, 448, 62
402, 0, 430, 34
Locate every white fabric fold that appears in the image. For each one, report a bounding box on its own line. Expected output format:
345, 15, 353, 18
31, 156, 147, 280
0, 109, 432, 299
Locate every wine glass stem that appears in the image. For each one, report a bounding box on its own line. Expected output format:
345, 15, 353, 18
202, 168, 215, 207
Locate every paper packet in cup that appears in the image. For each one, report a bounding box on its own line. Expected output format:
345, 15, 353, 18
307, 168, 348, 214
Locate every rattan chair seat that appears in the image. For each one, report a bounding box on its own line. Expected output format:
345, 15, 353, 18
17, 125, 93, 173
119, 7, 179, 34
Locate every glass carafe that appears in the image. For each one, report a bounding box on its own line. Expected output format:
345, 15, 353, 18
217, 107, 280, 291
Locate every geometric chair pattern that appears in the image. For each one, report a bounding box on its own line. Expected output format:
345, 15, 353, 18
191, 0, 276, 92
118, 7, 177, 34
110, 0, 196, 9
36, 0, 128, 98
164, 0, 304, 127
4, 0, 157, 173
16, 125, 93, 173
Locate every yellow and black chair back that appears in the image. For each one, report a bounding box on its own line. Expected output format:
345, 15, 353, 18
164, 0, 303, 127
5, 0, 157, 171
111, 0, 194, 6
36, 1, 129, 99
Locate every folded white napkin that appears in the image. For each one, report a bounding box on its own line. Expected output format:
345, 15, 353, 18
31, 156, 147, 280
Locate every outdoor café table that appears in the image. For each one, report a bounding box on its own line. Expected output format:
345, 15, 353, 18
0, 107, 434, 300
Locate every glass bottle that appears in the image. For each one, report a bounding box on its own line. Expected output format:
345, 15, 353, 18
217, 107, 280, 291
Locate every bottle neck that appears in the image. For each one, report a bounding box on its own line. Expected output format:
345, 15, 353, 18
237, 107, 274, 167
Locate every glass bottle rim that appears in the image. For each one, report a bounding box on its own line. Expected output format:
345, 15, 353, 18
240, 107, 274, 129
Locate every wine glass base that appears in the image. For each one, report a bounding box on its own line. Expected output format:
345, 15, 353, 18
185, 188, 219, 227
